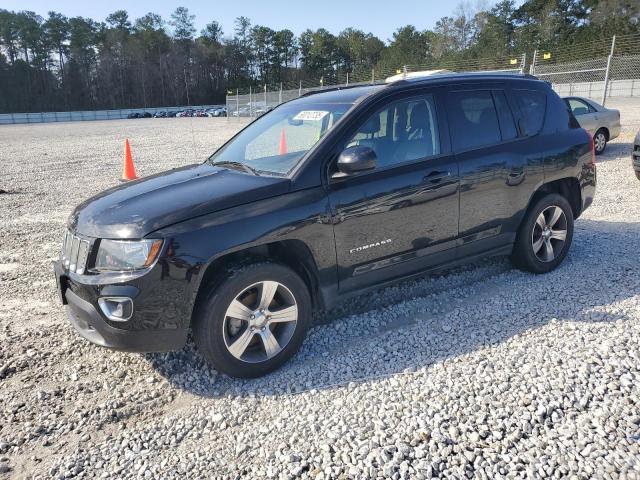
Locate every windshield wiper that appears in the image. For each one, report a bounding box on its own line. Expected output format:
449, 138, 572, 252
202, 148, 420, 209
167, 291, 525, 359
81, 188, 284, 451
210, 160, 260, 176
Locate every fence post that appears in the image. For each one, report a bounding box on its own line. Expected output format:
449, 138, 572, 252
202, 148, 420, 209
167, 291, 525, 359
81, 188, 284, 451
346, 72, 349, 85
236, 89, 239, 118
299, 81, 302, 97
529, 49, 537, 75
371, 69, 375, 84
279, 82, 282, 104
264, 84, 267, 109
520, 53, 526, 74
403, 65, 408, 80
601, 35, 616, 106
249, 86, 253, 117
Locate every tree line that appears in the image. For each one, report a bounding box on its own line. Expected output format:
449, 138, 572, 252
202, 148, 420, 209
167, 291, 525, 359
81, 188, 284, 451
0, 0, 638, 113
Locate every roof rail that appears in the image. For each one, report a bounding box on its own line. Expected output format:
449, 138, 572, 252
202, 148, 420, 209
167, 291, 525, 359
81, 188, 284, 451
299, 82, 384, 98
386, 70, 539, 87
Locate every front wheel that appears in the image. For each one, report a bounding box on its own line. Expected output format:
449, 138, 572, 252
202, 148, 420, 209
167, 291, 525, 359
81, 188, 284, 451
193, 262, 311, 378
511, 193, 574, 274
594, 129, 607, 155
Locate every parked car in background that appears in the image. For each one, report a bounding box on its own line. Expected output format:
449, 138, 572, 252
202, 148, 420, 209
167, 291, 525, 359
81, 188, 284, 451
633, 130, 640, 180
232, 106, 251, 117
176, 109, 195, 118
56, 72, 596, 378
153, 111, 167, 118
563, 96, 620, 154
206, 107, 227, 117
255, 106, 273, 117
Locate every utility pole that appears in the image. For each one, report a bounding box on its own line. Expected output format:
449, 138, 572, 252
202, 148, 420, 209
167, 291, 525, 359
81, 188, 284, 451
602, 35, 616, 106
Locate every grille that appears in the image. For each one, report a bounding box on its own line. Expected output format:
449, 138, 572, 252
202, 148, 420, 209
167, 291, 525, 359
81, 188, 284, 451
61, 231, 91, 274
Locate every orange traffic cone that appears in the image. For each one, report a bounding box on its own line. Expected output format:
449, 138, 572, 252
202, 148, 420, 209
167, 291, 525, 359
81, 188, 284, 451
121, 138, 138, 181
278, 128, 287, 155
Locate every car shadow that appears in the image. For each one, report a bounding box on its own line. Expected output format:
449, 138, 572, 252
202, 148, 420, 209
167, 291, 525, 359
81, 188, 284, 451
146, 219, 639, 398
596, 141, 633, 162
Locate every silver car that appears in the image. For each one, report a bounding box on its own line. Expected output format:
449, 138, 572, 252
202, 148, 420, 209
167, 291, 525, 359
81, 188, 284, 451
563, 96, 621, 154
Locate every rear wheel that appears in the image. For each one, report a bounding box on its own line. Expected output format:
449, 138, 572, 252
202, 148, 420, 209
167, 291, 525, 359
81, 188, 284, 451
594, 129, 607, 155
511, 193, 574, 274
193, 262, 311, 378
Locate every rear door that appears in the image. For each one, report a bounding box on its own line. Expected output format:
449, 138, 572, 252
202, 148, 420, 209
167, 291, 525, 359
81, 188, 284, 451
328, 90, 459, 293
447, 85, 544, 256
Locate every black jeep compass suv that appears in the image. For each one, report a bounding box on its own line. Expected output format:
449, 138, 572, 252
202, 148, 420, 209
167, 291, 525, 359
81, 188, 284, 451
54, 73, 596, 378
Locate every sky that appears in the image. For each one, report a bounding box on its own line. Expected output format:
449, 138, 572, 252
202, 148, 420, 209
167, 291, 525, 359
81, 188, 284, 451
1, 0, 489, 42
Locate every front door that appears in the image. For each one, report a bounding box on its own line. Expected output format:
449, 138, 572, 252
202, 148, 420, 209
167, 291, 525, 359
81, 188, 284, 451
328, 92, 459, 293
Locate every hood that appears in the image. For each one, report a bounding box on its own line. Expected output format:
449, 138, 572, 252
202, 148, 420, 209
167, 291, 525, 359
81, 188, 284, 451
69, 163, 290, 238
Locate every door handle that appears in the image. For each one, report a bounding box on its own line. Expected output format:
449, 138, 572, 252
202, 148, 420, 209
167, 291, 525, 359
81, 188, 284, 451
423, 171, 451, 184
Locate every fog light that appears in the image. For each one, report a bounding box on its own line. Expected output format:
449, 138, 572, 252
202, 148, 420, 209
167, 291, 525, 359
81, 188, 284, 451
98, 297, 133, 322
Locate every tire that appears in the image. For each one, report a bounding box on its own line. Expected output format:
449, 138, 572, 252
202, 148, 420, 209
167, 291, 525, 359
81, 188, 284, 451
511, 193, 574, 274
193, 262, 311, 378
594, 129, 607, 155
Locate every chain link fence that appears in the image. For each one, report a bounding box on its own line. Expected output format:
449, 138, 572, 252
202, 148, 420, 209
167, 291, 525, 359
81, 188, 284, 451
531, 33, 640, 104
227, 34, 640, 116
226, 55, 527, 118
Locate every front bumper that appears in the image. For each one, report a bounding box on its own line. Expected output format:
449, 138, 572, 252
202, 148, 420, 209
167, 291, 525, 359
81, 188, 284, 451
55, 261, 188, 353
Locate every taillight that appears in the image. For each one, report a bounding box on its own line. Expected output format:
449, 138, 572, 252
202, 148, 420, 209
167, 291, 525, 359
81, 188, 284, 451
586, 129, 596, 166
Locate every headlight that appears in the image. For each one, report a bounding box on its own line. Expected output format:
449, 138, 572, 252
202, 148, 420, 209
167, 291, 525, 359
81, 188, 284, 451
94, 239, 163, 272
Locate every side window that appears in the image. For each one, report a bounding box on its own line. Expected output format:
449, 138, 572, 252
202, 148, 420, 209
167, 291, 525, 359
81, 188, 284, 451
493, 90, 518, 140
515, 90, 546, 136
346, 94, 440, 168
448, 90, 501, 151
567, 98, 594, 116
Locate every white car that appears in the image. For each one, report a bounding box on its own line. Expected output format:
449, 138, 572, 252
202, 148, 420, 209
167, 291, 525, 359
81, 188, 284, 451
563, 96, 621, 154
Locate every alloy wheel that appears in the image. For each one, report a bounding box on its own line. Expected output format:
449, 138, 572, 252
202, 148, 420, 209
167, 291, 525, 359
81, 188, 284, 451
222, 281, 298, 363
595, 132, 606, 153
531, 205, 568, 262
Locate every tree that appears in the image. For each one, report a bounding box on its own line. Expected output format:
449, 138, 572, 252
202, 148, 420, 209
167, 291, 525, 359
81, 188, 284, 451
44, 12, 69, 73
0, 9, 19, 63
201, 21, 223, 45
105, 10, 131, 31
15, 11, 43, 65
379, 26, 431, 68
170, 7, 195, 43
0, 2, 638, 114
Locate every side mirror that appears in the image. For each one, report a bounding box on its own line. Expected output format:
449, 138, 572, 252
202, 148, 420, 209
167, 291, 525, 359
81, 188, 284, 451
333, 145, 377, 178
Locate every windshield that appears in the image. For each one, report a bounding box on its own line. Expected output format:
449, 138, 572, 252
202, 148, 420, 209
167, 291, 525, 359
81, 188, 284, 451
209, 101, 353, 176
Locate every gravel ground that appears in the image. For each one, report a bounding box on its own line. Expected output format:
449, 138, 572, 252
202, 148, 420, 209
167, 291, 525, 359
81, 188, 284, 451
1, 98, 640, 480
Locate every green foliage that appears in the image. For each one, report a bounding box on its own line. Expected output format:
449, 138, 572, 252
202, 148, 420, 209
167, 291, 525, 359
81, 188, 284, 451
0, 1, 638, 113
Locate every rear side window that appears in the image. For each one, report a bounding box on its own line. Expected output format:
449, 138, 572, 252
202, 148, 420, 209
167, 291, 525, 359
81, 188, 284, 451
515, 90, 546, 136
448, 90, 501, 151
566, 98, 596, 116
493, 91, 518, 140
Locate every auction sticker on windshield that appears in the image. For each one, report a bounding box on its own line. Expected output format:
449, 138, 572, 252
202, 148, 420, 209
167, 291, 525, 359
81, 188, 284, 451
293, 110, 329, 121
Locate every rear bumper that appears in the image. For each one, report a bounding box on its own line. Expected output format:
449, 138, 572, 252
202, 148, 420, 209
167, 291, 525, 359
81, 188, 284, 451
609, 123, 621, 141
